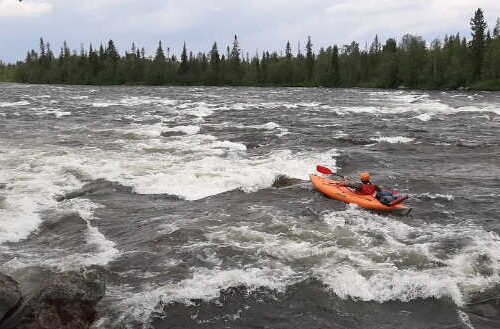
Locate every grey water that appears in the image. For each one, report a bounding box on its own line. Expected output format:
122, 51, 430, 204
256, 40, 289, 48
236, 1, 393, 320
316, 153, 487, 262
0, 83, 500, 328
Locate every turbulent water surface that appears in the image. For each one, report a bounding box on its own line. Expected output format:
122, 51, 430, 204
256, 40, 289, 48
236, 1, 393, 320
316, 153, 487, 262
1, 83, 500, 328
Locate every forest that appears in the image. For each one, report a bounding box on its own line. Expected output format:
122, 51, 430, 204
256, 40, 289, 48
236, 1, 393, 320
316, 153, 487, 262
1, 8, 499, 90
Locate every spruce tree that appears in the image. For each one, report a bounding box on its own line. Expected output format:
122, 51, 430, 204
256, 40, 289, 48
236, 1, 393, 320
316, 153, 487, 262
106, 40, 119, 62
285, 41, 292, 60
209, 42, 220, 83
230, 35, 243, 81
331, 45, 340, 86
470, 8, 487, 79
154, 41, 166, 63
179, 42, 189, 75
494, 18, 500, 38
39, 38, 46, 58
305, 36, 314, 81
231, 35, 241, 62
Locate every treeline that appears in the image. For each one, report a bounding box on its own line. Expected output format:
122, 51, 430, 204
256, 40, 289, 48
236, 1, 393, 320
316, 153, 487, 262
3, 8, 500, 90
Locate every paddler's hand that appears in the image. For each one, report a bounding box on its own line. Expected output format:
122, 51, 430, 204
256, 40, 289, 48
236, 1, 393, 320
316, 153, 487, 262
341, 176, 349, 186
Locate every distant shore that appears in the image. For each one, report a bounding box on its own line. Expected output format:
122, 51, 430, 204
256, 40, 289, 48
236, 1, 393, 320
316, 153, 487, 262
0, 79, 498, 91
1, 8, 499, 91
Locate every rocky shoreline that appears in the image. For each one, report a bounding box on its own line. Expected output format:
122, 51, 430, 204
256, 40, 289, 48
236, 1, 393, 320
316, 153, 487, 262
0, 268, 105, 329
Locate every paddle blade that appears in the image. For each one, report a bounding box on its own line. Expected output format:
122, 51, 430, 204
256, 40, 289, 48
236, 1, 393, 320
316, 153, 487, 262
316, 165, 334, 175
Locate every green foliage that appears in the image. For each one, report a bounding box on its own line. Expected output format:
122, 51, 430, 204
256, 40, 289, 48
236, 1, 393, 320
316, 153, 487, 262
0, 61, 16, 81
2, 9, 499, 90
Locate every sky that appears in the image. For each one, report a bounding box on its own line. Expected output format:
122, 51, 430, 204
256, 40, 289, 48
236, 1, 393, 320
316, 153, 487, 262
1, 0, 500, 63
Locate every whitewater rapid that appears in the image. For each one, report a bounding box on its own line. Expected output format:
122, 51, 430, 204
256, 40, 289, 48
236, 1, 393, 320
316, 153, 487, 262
1, 84, 499, 329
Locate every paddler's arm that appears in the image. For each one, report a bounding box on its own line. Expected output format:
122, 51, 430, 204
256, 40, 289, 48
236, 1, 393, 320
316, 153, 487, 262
341, 177, 362, 191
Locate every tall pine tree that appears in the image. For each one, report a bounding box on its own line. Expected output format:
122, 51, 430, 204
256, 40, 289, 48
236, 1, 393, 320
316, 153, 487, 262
470, 8, 487, 79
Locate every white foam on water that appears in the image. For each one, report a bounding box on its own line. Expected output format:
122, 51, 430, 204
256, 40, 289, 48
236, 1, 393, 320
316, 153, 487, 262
0, 115, 336, 227
260, 102, 298, 109
0, 147, 110, 247
213, 121, 290, 136
414, 113, 433, 122
252, 122, 290, 136
0, 194, 44, 243
131, 148, 337, 200
321, 93, 500, 118
33, 107, 72, 118
229, 103, 247, 110
258, 122, 281, 130
416, 193, 454, 201
314, 207, 500, 306
181, 102, 216, 121
298, 102, 321, 107
68, 199, 120, 266
115, 266, 297, 327
92, 96, 178, 108
336, 106, 380, 115
206, 225, 331, 262
0, 148, 74, 243
120, 123, 165, 139
316, 264, 464, 303
0, 100, 30, 107
92, 102, 120, 108
457, 310, 476, 329
1, 197, 120, 270
371, 136, 415, 143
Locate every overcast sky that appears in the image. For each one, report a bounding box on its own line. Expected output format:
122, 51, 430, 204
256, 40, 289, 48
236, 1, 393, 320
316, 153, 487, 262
1, 0, 500, 63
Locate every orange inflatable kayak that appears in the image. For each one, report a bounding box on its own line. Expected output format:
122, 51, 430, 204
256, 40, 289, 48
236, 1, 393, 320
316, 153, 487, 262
311, 175, 411, 215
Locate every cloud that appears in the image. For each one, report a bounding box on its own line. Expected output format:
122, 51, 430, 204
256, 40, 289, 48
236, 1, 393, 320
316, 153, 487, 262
0, 0, 52, 17
2, 0, 500, 63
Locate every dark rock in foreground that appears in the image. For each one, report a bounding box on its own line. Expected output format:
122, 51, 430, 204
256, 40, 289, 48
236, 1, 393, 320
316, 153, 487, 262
0, 268, 105, 329
0, 273, 22, 325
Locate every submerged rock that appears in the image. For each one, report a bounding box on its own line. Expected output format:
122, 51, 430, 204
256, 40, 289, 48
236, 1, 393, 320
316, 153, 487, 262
160, 130, 186, 137
55, 179, 132, 202
272, 175, 306, 188
1, 268, 105, 329
0, 273, 22, 324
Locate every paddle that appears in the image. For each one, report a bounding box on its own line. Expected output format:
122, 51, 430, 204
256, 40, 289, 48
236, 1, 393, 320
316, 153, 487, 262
316, 165, 363, 185
316, 165, 345, 179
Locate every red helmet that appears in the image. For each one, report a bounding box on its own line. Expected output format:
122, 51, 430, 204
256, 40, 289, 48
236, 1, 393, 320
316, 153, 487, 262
360, 172, 371, 182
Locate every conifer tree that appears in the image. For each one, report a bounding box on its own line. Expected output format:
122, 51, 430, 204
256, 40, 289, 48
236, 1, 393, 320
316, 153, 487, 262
230, 35, 243, 81
305, 36, 314, 81
179, 42, 189, 76
494, 18, 500, 38
209, 42, 221, 83
331, 45, 340, 86
470, 8, 487, 79
39, 38, 46, 58
154, 41, 166, 63
285, 41, 292, 60
106, 40, 119, 62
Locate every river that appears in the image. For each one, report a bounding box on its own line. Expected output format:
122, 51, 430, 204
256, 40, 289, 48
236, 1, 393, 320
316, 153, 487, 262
0, 83, 499, 328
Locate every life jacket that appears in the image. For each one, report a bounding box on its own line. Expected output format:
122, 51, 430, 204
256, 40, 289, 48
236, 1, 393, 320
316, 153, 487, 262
359, 182, 376, 195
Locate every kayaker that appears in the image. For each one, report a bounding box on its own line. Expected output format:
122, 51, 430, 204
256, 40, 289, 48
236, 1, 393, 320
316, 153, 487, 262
341, 172, 381, 195
342, 172, 397, 205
